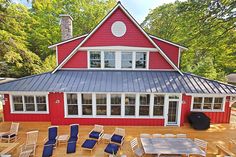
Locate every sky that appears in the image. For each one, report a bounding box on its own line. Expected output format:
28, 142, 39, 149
12, 0, 180, 23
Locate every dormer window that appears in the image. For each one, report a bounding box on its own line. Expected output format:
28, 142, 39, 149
88, 51, 148, 70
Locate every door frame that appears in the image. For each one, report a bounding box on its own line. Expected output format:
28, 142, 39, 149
164, 94, 182, 126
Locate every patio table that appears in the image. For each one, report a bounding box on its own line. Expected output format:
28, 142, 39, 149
141, 137, 205, 157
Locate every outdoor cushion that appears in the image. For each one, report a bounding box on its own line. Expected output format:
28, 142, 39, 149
2, 133, 16, 138
44, 139, 56, 145
68, 137, 78, 142
48, 127, 57, 140
111, 134, 123, 144
42, 144, 53, 157
104, 143, 119, 155
89, 131, 100, 139
82, 139, 97, 149
67, 141, 76, 154
70, 125, 79, 138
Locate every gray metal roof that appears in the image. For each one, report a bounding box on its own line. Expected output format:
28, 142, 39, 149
0, 70, 236, 94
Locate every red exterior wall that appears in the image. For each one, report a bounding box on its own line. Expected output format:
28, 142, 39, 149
180, 95, 231, 125
149, 52, 174, 69
62, 51, 87, 68
82, 8, 154, 48
3, 94, 51, 122
151, 37, 179, 67
57, 37, 86, 64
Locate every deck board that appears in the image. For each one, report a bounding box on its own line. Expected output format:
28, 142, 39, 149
1, 122, 236, 156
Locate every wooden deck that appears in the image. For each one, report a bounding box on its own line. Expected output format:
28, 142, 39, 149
1, 122, 236, 157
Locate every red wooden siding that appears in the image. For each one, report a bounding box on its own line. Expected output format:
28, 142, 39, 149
149, 52, 174, 69
151, 37, 179, 67
82, 8, 154, 48
57, 37, 86, 64
3, 94, 51, 122
180, 95, 231, 125
62, 51, 87, 68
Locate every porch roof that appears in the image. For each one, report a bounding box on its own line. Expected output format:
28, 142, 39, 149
0, 70, 235, 94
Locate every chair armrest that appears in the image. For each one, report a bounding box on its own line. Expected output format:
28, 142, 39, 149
43, 137, 48, 143
89, 129, 93, 135
99, 130, 104, 136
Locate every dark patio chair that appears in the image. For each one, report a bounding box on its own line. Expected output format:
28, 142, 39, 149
66, 124, 79, 154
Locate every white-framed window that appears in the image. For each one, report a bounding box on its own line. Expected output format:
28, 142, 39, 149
110, 94, 121, 116
139, 94, 150, 116
125, 94, 136, 116
66, 93, 78, 116
81, 94, 93, 115
153, 95, 164, 116
135, 52, 147, 69
11, 94, 48, 113
96, 94, 107, 115
88, 51, 148, 70
191, 96, 225, 111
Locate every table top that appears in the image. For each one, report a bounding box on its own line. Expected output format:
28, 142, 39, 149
58, 134, 69, 141
141, 137, 205, 156
102, 134, 112, 140
0, 143, 19, 155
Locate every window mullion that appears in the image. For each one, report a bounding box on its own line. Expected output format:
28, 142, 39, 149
132, 51, 135, 69
34, 95, 37, 112
22, 95, 26, 112
101, 51, 104, 69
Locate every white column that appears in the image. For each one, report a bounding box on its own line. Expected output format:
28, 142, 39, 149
116, 51, 121, 69
92, 93, 96, 117
150, 94, 154, 117
101, 51, 104, 69
121, 93, 125, 117
135, 93, 139, 117
107, 93, 111, 117
78, 94, 82, 117
164, 94, 169, 126
132, 52, 136, 69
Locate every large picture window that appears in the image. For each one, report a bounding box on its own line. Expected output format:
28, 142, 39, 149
96, 94, 107, 115
153, 95, 164, 116
135, 52, 147, 68
110, 94, 121, 116
12, 95, 48, 113
66, 93, 78, 116
104, 51, 115, 68
139, 94, 150, 116
82, 94, 93, 115
121, 52, 133, 69
192, 96, 224, 111
125, 94, 136, 116
90, 51, 101, 68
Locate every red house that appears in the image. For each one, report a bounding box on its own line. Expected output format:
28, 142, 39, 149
0, 2, 236, 126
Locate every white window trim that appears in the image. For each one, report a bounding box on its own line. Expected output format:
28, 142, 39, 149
88, 50, 149, 70
190, 96, 226, 112
10, 94, 49, 114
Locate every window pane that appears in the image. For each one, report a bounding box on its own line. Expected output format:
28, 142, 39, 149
82, 105, 92, 115
203, 104, 211, 109
13, 96, 23, 103
139, 106, 149, 116
193, 103, 201, 109
135, 52, 146, 68
96, 94, 106, 104
90, 51, 101, 68
111, 94, 121, 104
96, 106, 106, 115
14, 104, 23, 111
24, 96, 34, 103
67, 94, 77, 104
125, 94, 135, 105
204, 97, 213, 103
36, 96, 46, 103
154, 95, 164, 105
104, 52, 115, 68
125, 106, 135, 115
37, 104, 47, 111
140, 94, 150, 105
111, 106, 121, 115
215, 97, 223, 103
68, 105, 78, 115
194, 97, 202, 103
26, 104, 35, 111
154, 106, 164, 116
82, 94, 92, 104
121, 52, 132, 68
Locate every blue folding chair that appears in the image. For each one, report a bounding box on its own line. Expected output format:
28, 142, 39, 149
66, 124, 79, 154
42, 126, 58, 157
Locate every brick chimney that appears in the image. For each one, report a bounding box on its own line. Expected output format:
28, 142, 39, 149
60, 14, 73, 41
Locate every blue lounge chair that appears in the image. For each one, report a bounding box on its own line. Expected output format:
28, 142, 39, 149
89, 124, 104, 141
42, 144, 54, 157
104, 143, 120, 155
66, 124, 79, 154
111, 128, 125, 145
82, 139, 97, 153
42, 126, 58, 157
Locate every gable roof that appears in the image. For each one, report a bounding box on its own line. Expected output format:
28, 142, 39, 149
51, 2, 183, 75
0, 70, 236, 94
